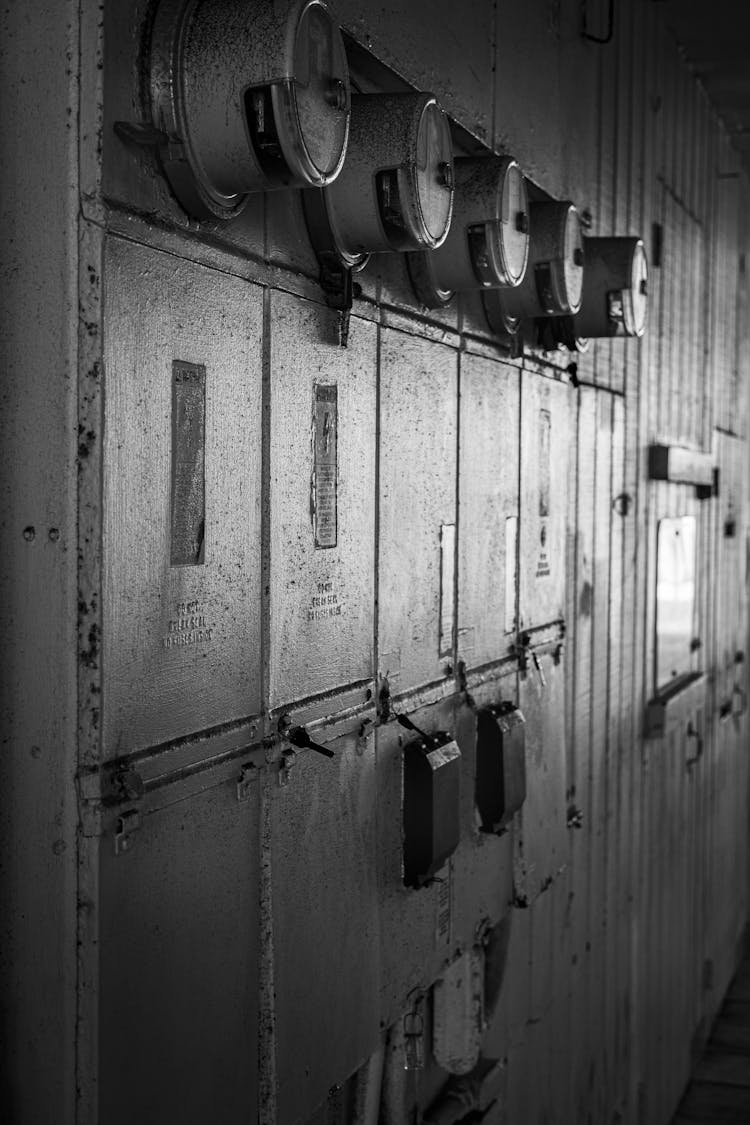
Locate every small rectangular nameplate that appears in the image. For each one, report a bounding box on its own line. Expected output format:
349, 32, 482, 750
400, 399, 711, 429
539, 409, 551, 518
313, 384, 338, 549
170, 361, 206, 566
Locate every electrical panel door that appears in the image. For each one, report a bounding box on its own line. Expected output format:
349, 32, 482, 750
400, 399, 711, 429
102, 238, 263, 755
268, 292, 377, 708
458, 352, 520, 668
378, 330, 458, 693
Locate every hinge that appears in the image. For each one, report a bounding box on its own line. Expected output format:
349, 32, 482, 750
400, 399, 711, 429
236, 762, 258, 803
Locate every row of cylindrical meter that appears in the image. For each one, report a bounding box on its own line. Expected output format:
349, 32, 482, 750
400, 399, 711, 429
145, 0, 648, 347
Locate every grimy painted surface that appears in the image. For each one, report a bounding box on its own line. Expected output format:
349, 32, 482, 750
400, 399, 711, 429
1, 1, 749, 1124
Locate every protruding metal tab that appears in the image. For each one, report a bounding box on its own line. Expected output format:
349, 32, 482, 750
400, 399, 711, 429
114, 809, 141, 855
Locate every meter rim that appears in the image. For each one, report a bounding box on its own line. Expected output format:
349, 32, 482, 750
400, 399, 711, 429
410, 96, 455, 250
280, 0, 351, 187
149, 0, 249, 221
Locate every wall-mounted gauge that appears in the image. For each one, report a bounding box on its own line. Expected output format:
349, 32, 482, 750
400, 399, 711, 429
483, 201, 584, 330
150, 0, 350, 220
574, 237, 649, 338
303, 91, 454, 265
409, 156, 529, 308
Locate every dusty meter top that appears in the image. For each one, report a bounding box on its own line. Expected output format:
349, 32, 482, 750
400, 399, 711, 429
574, 237, 649, 339
410, 156, 529, 307
305, 91, 454, 261
150, 0, 350, 220
487, 200, 584, 325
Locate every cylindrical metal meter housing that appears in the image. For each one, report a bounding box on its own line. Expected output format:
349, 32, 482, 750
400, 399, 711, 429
432, 156, 530, 290
573, 237, 649, 338
305, 91, 454, 261
150, 0, 350, 219
487, 201, 584, 323
408, 156, 529, 307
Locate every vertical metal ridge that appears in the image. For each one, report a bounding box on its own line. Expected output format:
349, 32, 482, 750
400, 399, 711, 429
261, 286, 272, 717
76, 0, 105, 1117
373, 320, 382, 692
258, 770, 278, 1125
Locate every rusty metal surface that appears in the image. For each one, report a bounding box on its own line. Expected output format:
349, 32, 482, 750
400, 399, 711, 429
102, 237, 263, 754
0, 3, 80, 1122
269, 292, 376, 707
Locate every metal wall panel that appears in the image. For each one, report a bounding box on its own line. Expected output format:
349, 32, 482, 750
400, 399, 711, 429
376, 695, 513, 1027
514, 659, 568, 906
457, 353, 520, 670
343, 0, 495, 143
378, 330, 458, 693
99, 763, 260, 1125
102, 238, 263, 755
7, 1, 750, 1122
0, 3, 80, 1121
270, 728, 380, 1125
269, 294, 377, 708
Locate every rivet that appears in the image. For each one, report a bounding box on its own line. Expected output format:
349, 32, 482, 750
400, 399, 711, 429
22, 526, 35, 541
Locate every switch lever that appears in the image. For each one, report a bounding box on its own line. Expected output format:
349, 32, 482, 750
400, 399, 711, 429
395, 712, 436, 745
532, 651, 547, 688
286, 725, 335, 759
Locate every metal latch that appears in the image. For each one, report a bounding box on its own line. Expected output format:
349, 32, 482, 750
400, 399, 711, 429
286, 725, 334, 759
114, 808, 140, 855
278, 748, 296, 788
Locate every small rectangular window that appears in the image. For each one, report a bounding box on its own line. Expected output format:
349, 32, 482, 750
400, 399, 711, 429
655, 515, 697, 689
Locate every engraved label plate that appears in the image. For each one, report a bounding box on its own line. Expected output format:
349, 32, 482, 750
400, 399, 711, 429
171, 362, 206, 566
519, 375, 569, 629
536, 409, 552, 578
312, 384, 338, 549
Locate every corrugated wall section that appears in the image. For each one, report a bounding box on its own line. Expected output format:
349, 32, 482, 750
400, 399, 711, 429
483, 3, 750, 1124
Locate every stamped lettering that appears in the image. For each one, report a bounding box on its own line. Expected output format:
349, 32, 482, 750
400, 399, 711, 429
307, 579, 343, 623
163, 600, 214, 649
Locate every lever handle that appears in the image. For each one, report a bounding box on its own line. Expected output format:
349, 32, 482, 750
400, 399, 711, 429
286, 726, 335, 759
532, 651, 547, 688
